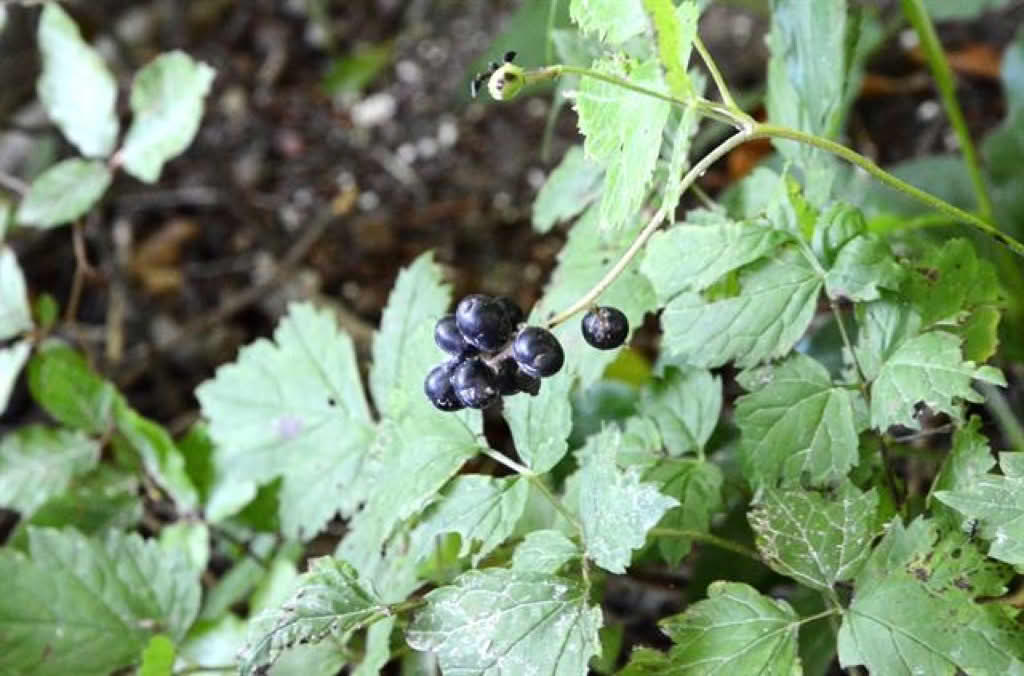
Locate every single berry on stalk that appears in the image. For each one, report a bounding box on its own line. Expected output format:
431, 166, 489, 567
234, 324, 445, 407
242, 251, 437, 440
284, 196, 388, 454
434, 314, 474, 356
495, 296, 525, 329
495, 357, 541, 396
455, 294, 513, 352
581, 306, 629, 350
513, 326, 565, 378
452, 357, 501, 409
424, 361, 465, 412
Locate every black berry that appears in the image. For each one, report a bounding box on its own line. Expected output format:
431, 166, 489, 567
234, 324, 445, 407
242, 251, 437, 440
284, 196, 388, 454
513, 326, 565, 378
581, 306, 629, 350
424, 361, 465, 412
495, 296, 525, 329
495, 357, 541, 396
452, 357, 501, 409
434, 314, 475, 356
455, 294, 514, 352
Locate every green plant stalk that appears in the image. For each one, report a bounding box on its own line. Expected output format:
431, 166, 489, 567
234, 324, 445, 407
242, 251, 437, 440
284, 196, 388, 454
648, 527, 761, 562
693, 34, 739, 111
901, 0, 994, 221
980, 382, 1024, 452
481, 447, 584, 534
545, 129, 753, 328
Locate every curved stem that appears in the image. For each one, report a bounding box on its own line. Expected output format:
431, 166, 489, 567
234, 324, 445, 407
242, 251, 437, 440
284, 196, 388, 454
752, 123, 1024, 258
693, 35, 739, 111
649, 527, 761, 562
481, 447, 584, 534
545, 128, 753, 328
902, 0, 994, 220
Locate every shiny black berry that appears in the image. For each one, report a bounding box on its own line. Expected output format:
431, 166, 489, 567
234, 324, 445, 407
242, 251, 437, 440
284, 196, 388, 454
495, 296, 525, 329
434, 314, 475, 356
495, 357, 541, 396
424, 361, 465, 412
455, 294, 514, 352
452, 357, 501, 409
581, 306, 629, 350
513, 326, 564, 378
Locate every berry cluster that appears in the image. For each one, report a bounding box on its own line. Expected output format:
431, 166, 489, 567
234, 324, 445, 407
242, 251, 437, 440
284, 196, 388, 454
425, 294, 564, 411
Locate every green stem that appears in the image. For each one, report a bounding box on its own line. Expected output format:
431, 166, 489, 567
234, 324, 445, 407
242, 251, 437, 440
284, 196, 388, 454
980, 382, 1024, 452
901, 0, 994, 220
797, 607, 842, 628
481, 447, 584, 534
752, 123, 1024, 257
388, 597, 427, 616
693, 35, 739, 111
545, 128, 753, 328
649, 527, 761, 562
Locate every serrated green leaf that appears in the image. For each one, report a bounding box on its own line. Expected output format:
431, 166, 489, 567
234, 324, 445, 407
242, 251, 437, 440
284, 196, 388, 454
576, 58, 671, 232
179, 614, 248, 676
929, 417, 996, 522
0, 340, 31, 414
659, 73, 705, 215
352, 616, 394, 676
749, 482, 878, 590
0, 246, 32, 340
196, 302, 374, 539
812, 203, 865, 264
139, 635, 175, 676
960, 305, 1001, 363
36, 3, 118, 157
641, 366, 721, 456
240, 557, 388, 676
579, 426, 678, 573
736, 353, 865, 486
869, 331, 1005, 431
119, 51, 215, 183
641, 217, 791, 304
532, 204, 656, 386
0, 424, 99, 517
503, 363, 573, 472
369, 251, 451, 417
9, 465, 142, 546
643, 0, 697, 99
533, 146, 604, 233
512, 529, 581, 573
766, 0, 846, 205
852, 295, 922, 382
837, 517, 1024, 675
27, 343, 118, 434
410, 475, 528, 566
935, 452, 1024, 566
407, 568, 602, 676
0, 527, 200, 676
623, 581, 801, 675
825, 234, 904, 302
905, 238, 1001, 327
16, 158, 112, 229
645, 458, 723, 566
160, 522, 210, 573
569, 0, 648, 44
663, 247, 822, 369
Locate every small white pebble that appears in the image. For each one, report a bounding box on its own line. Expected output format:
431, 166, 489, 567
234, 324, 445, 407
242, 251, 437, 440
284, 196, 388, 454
396, 143, 417, 164
358, 191, 380, 211
350, 92, 396, 127
900, 29, 919, 50
917, 100, 941, 121
396, 59, 422, 84
438, 117, 458, 147
417, 136, 439, 158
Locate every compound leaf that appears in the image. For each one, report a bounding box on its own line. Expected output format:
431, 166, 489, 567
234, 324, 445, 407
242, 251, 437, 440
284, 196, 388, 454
240, 557, 388, 676
119, 51, 216, 183
0, 527, 200, 676
644, 458, 723, 566
36, 3, 118, 157
853, 295, 923, 382
576, 58, 671, 232
935, 452, 1024, 567
929, 416, 997, 527
503, 363, 573, 473
579, 426, 678, 573
837, 518, 1024, 675
736, 353, 864, 486
869, 331, 1005, 431
643, 0, 697, 100
0, 245, 32, 339
824, 234, 904, 302
16, 158, 112, 229
905, 238, 1001, 327
749, 482, 878, 590
27, 343, 118, 435
0, 425, 99, 518
410, 475, 529, 566
533, 146, 604, 233
662, 246, 822, 368
640, 366, 721, 456
196, 302, 375, 539
641, 217, 790, 303
512, 529, 581, 573
407, 568, 602, 676
622, 581, 801, 675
